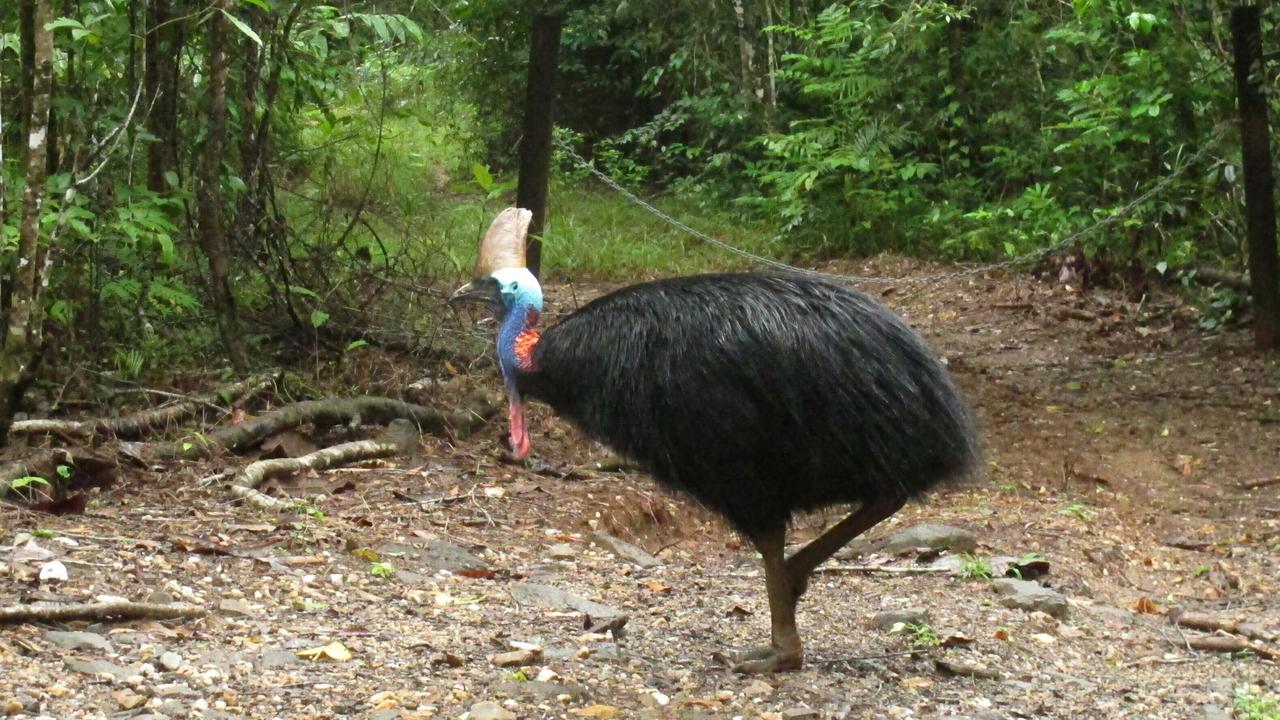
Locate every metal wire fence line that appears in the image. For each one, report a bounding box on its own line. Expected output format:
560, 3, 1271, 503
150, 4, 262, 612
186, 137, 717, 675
554, 126, 1227, 287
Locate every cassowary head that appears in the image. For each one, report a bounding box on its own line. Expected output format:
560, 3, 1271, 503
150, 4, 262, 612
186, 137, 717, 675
449, 208, 542, 458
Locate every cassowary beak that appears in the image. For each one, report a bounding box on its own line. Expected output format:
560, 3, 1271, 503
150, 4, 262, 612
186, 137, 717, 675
449, 279, 499, 306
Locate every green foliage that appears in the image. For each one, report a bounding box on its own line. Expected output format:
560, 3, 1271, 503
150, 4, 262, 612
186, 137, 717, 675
2, 0, 1275, 388
1235, 687, 1280, 720
369, 561, 395, 578
957, 553, 994, 581
889, 621, 941, 648
1058, 502, 1095, 522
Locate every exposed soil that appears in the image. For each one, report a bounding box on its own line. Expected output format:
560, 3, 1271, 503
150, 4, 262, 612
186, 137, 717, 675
2, 260, 1278, 720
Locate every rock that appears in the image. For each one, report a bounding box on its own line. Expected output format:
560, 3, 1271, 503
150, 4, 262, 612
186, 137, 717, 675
589, 532, 660, 568
45, 630, 113, 652
491, 649, 539, 667
509, 582, 622, 618
882, 524, 977, 554
492, 681, 583, 701
639, 688, 670, 708
152, 683, 199, 698
832, 538, 875, 561
158, 651, 184, 672
934, 657, 1001, 680
871, 608, 930, 630
743, 679, 774, 697
1203, 706, 1230, 720
258, 647, 299, 669
989, 555, 1051, 580
468, 701, 516, 720
991, 579, 1069, 618
218, 598, 254, 616
782, 708, 820, 719
547, 543, 577, 560
928, 556, 966, 573
64, 658, 133, 682
145, 589, 175, 605
377, 540, 487, 573
113, 689, 148, 710
1, 697, 24, 714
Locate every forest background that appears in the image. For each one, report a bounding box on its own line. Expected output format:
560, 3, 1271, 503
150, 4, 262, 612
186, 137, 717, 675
0, 0, 1276, 439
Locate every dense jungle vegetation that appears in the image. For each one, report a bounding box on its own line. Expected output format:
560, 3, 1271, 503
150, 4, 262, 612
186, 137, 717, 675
0, 1, 1276, 437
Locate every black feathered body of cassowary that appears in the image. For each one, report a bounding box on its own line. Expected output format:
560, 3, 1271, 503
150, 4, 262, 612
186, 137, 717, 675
452, 209, 980, 673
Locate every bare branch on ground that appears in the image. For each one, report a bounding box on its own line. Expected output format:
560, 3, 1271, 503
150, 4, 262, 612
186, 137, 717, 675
10, 373, 278, 440
0, 599, 206, 625
227, 419, 419, 511
158, 394, 500, 460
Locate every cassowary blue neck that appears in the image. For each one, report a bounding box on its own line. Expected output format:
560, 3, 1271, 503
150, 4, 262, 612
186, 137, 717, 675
497, 301, 539, 384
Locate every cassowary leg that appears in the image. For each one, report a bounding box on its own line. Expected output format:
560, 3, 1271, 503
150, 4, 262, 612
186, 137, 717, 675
784, 494, 907, 598
728, 525, 804, 674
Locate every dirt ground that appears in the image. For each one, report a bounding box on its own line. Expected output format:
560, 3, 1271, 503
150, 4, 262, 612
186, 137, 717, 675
2, 260, 1279, 720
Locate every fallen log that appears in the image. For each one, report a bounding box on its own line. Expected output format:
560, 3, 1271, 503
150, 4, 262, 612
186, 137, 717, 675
1190, 266, 1250, 293
0, 599, 206, 625
10, 373, 277, 440
227, 419, 420, 511
1182, 635, 1279, 660
1170, 608, 1279, 644
0, 448, 117, 499
157, 394, 500, 460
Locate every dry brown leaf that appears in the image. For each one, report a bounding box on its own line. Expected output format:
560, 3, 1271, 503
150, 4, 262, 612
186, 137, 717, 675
1132, 596, 1161, 614
297, 641, 353, 662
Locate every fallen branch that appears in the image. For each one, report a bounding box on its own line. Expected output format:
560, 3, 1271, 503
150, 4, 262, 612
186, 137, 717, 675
0, 599, 206, 625
159, 394, 500, 460
1239, 476, 1280, 490
1170, 609, 1278, 644
10, 373, 277, 440
1182, 635, 1279, 660
228, 419, 419, 511
1190, 266, 1250, 293
816, 564, 952, 575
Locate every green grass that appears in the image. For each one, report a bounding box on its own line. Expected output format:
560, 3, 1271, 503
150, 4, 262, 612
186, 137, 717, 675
282, 65, 784, 289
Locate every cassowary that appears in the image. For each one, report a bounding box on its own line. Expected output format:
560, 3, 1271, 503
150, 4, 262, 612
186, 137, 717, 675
451, 208, 979, 673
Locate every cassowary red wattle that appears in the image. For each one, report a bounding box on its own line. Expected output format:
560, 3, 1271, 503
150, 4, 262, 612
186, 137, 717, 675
451, 208, 980, 673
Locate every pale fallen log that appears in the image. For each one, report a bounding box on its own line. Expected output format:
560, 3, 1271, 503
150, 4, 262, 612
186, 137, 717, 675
228, 419, 419, 511
0, 599, 206, 625
10, 374, 277, 440
158, 394, 499, 460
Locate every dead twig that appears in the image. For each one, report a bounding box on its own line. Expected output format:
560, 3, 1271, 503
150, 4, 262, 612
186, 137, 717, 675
816, 564, 952, 575
1239, 476, 1280, 490
0, 599, 206, 625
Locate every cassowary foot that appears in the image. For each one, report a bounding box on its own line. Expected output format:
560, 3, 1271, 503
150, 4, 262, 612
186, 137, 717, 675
713, 645, 803, 674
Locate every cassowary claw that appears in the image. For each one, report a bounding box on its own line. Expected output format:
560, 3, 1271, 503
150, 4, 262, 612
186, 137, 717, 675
713, 645, 803, 674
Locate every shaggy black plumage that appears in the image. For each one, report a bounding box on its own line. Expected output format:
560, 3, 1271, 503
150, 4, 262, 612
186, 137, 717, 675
456, 268, 980, 673
520, 272, 979, 537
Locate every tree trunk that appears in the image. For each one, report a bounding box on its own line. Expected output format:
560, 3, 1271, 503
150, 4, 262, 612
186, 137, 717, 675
145, 0, 175, 192
1231, 6, 1280, 351
196, 0, 249, 371
0, 0, 54, 446
731, 0, 763, 106
516, 14, 561, 279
